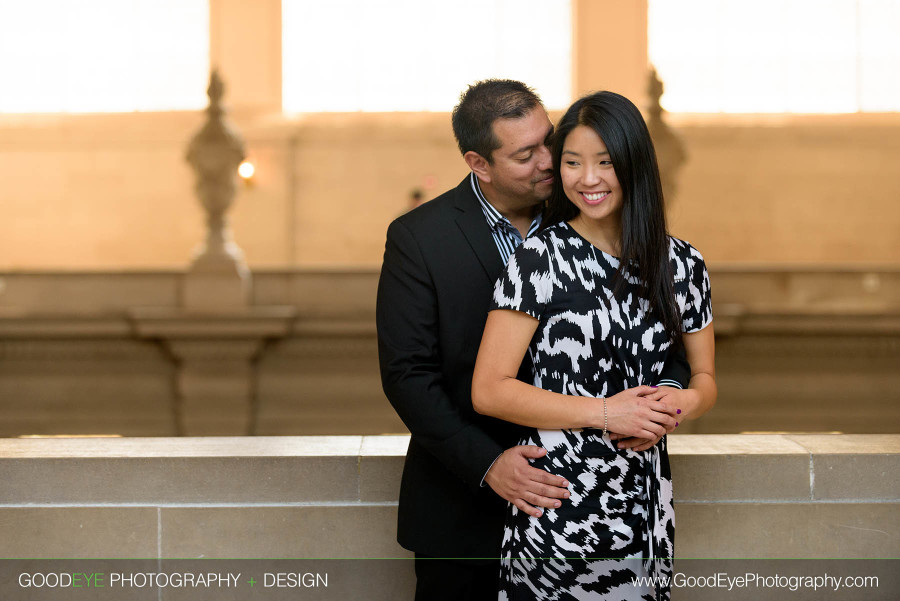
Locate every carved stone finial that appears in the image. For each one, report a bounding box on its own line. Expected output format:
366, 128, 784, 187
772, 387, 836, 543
183, 70, 250, 309
207, 69, 225, 116
646, 67, 687, 206
647, 67, 665, 122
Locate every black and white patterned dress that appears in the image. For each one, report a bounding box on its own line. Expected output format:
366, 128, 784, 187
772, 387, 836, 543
490, 222, 712, 601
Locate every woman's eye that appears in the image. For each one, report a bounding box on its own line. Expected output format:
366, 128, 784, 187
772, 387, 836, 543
565, 160, 579, 167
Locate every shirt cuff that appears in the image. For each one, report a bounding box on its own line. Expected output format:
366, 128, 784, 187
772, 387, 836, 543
656, 379, 683, 389
480, 451, 504, 487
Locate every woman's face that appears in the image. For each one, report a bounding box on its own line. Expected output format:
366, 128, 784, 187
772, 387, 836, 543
560, 124, 623, 225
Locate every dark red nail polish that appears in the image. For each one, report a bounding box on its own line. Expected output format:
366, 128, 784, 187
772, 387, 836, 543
677, 409, 681, 414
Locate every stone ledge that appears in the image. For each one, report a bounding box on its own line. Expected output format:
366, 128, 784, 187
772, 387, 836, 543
785, 433, 900, 454
2, 434, 897, 505
159, 506, 406, 558
0, 435, 896, 575
0, 436, 367, 458
676, 502, 899, 558
0, 507, 158, 557
3, 268, 899, 318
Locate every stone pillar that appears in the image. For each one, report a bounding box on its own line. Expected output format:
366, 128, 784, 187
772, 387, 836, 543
184, 70, 250, 310
129, 308, 296, 435
168, 339, 260, 436
128, 70, 296, 436
571, 0, 648, 103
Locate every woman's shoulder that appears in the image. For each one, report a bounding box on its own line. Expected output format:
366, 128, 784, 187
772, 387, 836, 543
667, 235, 705, 260
667, 236, 707, 279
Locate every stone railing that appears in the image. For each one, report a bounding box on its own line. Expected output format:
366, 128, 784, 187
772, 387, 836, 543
0, 434, 897, 600
2, 266, 898, 317
0, 268, 898, 438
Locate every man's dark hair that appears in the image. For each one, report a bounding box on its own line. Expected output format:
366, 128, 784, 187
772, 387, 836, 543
451, 79, 543, 164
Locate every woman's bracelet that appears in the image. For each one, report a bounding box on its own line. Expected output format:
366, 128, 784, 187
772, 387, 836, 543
602, 398, 608, 438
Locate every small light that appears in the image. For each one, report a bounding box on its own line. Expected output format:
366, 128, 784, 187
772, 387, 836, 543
238, 160, 256, 180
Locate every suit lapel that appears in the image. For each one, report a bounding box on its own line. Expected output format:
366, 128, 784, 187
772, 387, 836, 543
453, 176, 504, 283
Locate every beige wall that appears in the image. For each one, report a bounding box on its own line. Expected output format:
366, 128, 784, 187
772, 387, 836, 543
1, 0, 897, 270
668, 113, 900, 265
2, 111, 898, 270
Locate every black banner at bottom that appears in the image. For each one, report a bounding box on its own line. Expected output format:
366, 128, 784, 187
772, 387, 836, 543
1, 558, 896, 600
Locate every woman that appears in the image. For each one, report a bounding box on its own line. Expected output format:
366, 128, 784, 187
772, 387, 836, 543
472, 91, 716, 600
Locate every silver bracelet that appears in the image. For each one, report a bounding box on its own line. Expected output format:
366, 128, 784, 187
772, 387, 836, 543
602, 398, 608, 438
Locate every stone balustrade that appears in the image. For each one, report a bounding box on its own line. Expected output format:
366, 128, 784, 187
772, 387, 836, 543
2, 267, 898, 317
0, 434, 897, 599
0, 269, 899, 438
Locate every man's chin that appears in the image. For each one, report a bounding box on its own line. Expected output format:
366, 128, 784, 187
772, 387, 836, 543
533, 187, 553, 203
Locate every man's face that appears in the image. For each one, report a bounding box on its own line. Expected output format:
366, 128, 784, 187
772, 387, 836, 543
482, 108, 554, 208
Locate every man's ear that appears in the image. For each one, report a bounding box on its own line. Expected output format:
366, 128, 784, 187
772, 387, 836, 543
463, 151, 491, 184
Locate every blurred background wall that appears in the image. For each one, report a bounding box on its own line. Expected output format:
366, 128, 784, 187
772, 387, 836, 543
0, 0, 897, 437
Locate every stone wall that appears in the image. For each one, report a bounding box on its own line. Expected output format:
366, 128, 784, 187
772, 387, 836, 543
1, 111, 898, 270
0, 434, 897, 600
0, 268, 898, 437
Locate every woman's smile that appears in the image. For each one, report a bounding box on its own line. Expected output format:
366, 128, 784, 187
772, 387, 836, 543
580, 191, 611, 204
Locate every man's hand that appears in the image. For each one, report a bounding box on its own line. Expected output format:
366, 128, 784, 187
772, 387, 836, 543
609, 434, 663, 452
484, 445, 569, 518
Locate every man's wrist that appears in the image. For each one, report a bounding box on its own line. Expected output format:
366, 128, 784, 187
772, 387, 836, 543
480, 450, 504, 488
656, 378, 683, 390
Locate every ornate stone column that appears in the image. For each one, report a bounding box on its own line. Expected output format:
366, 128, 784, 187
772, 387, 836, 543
129, 71, 295, 436
646, 67, 687, 205
184, 69, 250, 310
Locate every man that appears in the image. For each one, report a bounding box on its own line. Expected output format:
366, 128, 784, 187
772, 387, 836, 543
376, 80, 689, 600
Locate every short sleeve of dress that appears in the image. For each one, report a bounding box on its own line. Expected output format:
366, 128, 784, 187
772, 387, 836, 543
681, 243, 713, 333
490, 236, 554, 319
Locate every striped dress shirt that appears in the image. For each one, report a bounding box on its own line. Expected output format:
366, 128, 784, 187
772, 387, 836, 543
469, 172, 542, 265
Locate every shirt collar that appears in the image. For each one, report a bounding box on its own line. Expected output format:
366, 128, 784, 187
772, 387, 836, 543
470, 172, 542, 235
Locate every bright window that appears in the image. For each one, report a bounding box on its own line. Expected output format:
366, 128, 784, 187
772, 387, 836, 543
0, 0, 209, 113
648, 0, 900, 113
282, 0, 572, 112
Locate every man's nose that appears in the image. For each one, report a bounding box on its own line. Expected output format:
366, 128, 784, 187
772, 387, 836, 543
536, 145, 552, 172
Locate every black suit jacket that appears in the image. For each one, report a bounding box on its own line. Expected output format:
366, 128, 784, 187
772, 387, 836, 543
376, 176, 689, 558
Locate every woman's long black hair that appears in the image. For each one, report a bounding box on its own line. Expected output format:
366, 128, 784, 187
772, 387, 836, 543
540, 91, 682, 347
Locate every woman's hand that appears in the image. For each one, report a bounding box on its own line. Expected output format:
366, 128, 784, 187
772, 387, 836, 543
603, 386, 679, 439
608, 386, 687, 451
606, 324, 718, 449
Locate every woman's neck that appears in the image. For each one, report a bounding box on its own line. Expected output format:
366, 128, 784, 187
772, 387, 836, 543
569, 213, 622, 257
